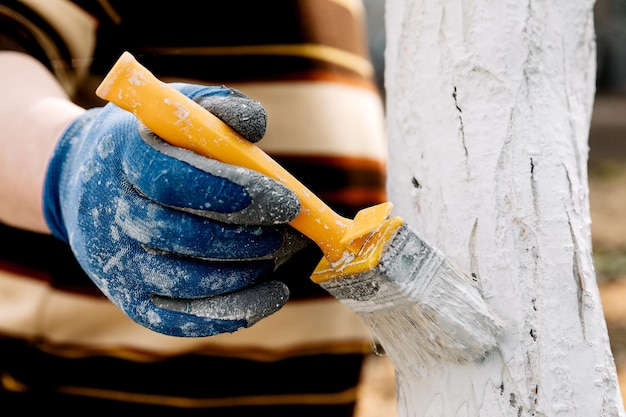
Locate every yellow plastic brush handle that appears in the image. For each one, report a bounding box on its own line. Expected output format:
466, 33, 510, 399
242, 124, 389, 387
96, 52, 353, 262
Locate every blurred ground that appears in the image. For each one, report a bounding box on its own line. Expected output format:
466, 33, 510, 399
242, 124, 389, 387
353, 92, 626, 416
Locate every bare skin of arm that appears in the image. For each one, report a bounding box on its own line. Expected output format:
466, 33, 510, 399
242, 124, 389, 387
0, 51, 84, 233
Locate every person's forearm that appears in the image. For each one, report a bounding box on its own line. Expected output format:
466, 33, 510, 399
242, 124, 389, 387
0, 51, 85, 233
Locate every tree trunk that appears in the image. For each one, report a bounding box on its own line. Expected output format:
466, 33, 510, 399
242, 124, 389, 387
384, 0, 626, 415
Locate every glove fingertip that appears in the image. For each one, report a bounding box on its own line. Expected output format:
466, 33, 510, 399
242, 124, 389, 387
140, 302, 249, 337
195, 95, 267, 143
149, 281, 289, 336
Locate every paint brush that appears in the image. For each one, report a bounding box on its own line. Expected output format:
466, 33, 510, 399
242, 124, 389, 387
95, 52, 504, 372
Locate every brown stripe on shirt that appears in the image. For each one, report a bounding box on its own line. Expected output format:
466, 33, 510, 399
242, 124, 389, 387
87, 0, 375, 83
273, 154, 387, 216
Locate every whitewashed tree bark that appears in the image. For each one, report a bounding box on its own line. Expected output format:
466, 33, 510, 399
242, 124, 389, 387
384, 0, 625, 415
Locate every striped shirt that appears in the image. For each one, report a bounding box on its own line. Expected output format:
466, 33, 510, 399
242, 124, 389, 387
0, 1, 387, 415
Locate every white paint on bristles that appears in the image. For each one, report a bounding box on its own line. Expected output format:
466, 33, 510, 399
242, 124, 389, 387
322, 224, 503, 376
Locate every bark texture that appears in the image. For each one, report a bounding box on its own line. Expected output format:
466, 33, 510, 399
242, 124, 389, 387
384, 0, 626, 415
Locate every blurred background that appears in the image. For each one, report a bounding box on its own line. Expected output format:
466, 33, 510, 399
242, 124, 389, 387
355, 1, 626, 415
588, 0, 626, 405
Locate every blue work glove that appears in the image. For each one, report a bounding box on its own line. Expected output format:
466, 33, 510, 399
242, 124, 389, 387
43, 83, 308, 337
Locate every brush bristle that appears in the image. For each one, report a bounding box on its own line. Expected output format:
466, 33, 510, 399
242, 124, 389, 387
358, 259, 504, 375
319, 224, 504, 376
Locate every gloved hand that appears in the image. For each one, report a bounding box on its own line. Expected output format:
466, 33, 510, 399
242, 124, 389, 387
43, 83, 309, 337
